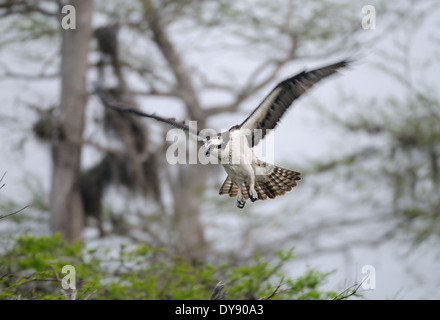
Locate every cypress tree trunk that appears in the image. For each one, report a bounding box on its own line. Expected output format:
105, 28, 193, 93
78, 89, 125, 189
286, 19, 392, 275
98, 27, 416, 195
50, 0, 94, 242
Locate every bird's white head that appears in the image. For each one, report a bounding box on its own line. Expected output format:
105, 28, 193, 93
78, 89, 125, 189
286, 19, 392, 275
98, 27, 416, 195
203, 135, 223, 157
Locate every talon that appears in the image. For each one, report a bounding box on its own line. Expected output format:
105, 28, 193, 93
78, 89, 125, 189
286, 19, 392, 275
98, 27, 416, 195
237, 200, 246, 208
249, 189, 258, 202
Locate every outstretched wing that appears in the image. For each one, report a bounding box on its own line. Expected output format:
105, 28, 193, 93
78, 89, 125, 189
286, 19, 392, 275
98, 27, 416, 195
94, 84, 202, 141
239, 60, 350, 147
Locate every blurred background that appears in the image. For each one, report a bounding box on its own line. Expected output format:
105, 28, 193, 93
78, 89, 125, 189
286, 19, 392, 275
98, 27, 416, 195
0, 0, 439, 299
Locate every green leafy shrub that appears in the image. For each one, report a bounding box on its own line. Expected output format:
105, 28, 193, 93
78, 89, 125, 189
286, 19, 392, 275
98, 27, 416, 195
0, 234, 345, 300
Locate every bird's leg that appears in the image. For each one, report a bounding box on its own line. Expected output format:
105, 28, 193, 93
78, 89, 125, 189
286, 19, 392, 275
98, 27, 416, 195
249, 176, 258, 202
246, 165, 258, 202
236, 182, 246, 209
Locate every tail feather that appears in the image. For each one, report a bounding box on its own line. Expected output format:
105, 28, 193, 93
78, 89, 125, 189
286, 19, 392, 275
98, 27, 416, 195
218, 166, 301, 202
255, 184, 268, 201
262, 181, 276, 199
219, 176, 237, 197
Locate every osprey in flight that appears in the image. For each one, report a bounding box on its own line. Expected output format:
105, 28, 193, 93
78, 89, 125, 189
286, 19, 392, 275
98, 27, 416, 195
96, 60, 349, 208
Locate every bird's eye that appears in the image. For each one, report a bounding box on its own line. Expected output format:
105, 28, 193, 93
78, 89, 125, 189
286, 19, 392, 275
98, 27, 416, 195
206, 136, 210, 141
217, 144, 222, 149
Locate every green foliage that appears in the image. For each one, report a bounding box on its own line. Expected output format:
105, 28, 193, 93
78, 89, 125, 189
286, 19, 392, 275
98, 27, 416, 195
0, 234, 100, 300
0, 234, 341, 300
223, 249, 334, 300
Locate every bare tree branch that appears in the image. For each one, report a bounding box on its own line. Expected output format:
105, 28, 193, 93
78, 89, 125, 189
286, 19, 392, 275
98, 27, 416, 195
0, 172, 30, 221
143, 0, 203, 121
333, 281, 365, 300
0, 205, 30, 221
0, 62, 59, 80
203, 40, 298, 118
0, 171, 6, 191
127, 89, 177, 98
261, 279, 284, 300
0, 172, 30, 220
